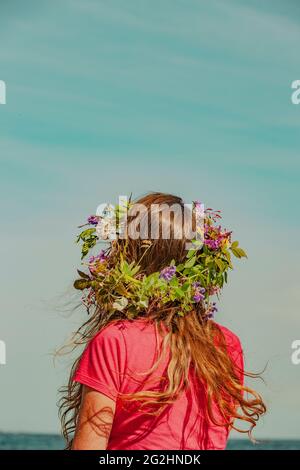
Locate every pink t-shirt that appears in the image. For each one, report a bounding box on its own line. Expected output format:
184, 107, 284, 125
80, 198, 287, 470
73, 318, 244, 450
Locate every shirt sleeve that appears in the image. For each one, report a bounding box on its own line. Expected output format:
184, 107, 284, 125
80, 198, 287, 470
73, 325, 126, 401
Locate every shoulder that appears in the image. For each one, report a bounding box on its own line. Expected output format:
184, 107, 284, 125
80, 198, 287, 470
91, 318, 154, 345
84, 321, 126, 355
213, 322, 244, 383
213, 322, 243, 353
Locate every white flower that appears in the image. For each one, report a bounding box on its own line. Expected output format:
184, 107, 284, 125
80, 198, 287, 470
96, 204, 117, 240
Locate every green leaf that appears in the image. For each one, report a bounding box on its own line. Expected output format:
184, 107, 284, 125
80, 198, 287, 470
73, 279, 90, 290
215, 258, 225, 271
205, 255, 212, 266
181, 282, 190, 292
81, 237, 97, 259
186, 249, 196, 259
176, 263, 185, 272
169, 276, 179, 287
174, 288, 185, 298
77, 228, 96, 242
131, 264, 141, 276
237, 247, 247, 258
77, 269, 90, 279
137, 299, 149, 309
184, 256, 197, 269
231, 246, 247, 259
192, 239, 202, 247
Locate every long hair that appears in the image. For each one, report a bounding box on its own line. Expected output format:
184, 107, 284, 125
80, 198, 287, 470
58, 192, 266, 448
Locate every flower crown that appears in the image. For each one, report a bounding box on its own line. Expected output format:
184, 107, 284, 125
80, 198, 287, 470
74, 201, 247, 320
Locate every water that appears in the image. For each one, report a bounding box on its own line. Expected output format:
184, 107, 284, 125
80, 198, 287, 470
0, 433, 299, 450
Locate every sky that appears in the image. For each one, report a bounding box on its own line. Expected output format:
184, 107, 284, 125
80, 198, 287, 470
0, 0, 300, 439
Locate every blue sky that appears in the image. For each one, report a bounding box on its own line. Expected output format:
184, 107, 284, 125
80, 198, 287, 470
0, 0, 300, 438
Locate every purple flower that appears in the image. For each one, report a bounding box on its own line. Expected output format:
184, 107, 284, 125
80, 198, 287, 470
89, 251, 108, 274
193, 284, 206, 302
206, 302, 218, 318
193, 292, 205, 302
204, 238, 220, 250
204, 222, 232, 251
87, 215, 99, 225
159, 265, 176, 281
209, 286, 220, 295
89, 250, 108, 264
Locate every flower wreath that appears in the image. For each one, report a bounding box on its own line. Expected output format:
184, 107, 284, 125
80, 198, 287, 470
74, 201, 247, 320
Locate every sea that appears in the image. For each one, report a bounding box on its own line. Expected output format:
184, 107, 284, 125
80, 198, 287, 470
0, 433, 299, 450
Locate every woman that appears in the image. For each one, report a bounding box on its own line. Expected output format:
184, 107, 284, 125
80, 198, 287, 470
59, 192, 266, 450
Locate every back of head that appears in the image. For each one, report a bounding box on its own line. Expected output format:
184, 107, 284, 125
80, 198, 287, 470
114, 192, 191, 274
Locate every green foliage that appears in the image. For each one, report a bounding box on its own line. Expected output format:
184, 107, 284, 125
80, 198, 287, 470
76, 228, 97, 259
73, 279, 91, 290
74, 206, 247, 318
230, 241, 248, 259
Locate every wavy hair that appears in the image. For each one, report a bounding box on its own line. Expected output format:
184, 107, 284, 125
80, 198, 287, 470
58, 192, 266, 449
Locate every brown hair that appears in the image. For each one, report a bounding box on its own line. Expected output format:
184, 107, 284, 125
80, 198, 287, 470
58, 192, 266, 448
